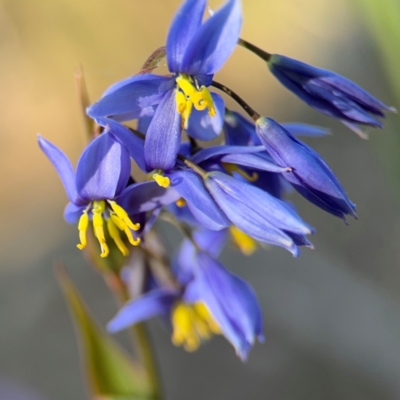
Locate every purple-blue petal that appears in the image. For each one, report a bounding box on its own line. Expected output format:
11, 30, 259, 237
180, 0, 242, 75
167, 169, 230, 230
224, 111, 261, 146
75, 132, 130, 201
281, 122, 330, 137
144, 89, 181, 170
191, 144, 264, 164
87, 74, 174, 120
38, 135, 83, 206
64, 202, 86, 224
186, 92, 225, 140
107, 289, 178, 333
97, 118, 147, 172
220, 153, 289, 173
166, 0, 207, 72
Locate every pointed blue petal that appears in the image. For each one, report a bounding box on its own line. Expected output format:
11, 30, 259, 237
144, 89, 181, 170
191, 144, 264, 164
282, 123, 330, 137
186, 93, 225, 140
97, 118, 147, 172
38, 135, 83, 205
195, 252, 263, 360
64, 202, 85, 224
181, 0, 242, 75
193, 228, 228, 258
224, 111, 261, 146
166, 0, 207, 72
76, 132, 130, 201
87, 74, 174, 120
117, 181, 180, 214
205, 172, 313, 235
220, 153, 289, 173
107, 289, 177, 333
167, 169, 230, 230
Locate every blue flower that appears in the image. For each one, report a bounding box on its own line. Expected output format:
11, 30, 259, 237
268, 54, 395, 138
255, 117, 357, 220
108, 229, 263, 360
38, 129, 176, 257
87, 0, 242, 170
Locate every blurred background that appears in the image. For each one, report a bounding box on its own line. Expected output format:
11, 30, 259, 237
1, 0, 400, 398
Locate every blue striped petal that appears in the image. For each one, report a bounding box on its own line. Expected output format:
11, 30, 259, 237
144, 89, 181, 170
180, 0, 242, 75
166, 0, 207, 72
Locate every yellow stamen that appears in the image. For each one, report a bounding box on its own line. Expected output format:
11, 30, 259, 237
229, 226, 257, 256
110, 214, 141, 247
175, 74, 216, 129
108, 200, 140, 231
77, 211, 89, 250
92, 201, 109, 258
175, 198, 187, 207
223, 163, 258, 182
153, 173, 170, 188
171, 301, 220, 352
107, 218, 129, 256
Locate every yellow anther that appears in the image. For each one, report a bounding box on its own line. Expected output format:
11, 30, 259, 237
223, 163, 258, 182
175, 74, 216, 129
171, 301, 220, 352
108, 200, 140, 231
176, 198, 187, 207
230, 226, 257, 256
76, 211, 89, 250
92, 205, 109, 258
110, 214, 141, 247
107, 218, 129, 256
153, 173, 170, 188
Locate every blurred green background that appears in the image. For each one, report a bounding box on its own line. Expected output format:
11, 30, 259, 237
1, 0, 400, 399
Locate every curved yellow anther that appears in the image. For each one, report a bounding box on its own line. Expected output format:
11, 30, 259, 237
223, 163, 258, 182
92, 201, 109, 258
171, 301, 220, 352
77, 211, 89, 250
107, 218, 129, 256
110, 214, 141, 248
108, 200, 140, 231
153, 173, 170, 188
230, 226, 257, 256
176, 198, 187, 207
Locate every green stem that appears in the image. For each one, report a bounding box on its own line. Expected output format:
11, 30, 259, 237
238, 38, 272, 62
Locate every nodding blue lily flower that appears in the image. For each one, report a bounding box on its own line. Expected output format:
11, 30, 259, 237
268, 54, 395, 138
108, 228, 264, 360
255, 117, 357, 221
87, 0, 242, 171
38, 131, 177, 258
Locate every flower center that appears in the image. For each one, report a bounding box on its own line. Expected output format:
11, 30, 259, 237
171, 301, 220, 352
77, 200, 140, 258
175, 74, 216, 130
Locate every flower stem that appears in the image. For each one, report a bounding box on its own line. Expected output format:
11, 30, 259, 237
238, 38, 272, 62
211, 80, 260, 121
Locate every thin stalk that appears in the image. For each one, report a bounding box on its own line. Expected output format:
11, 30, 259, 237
211, 80, 260, 121
238, 38, 272, 62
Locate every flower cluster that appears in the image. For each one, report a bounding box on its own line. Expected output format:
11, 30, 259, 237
39, 0, 393, 360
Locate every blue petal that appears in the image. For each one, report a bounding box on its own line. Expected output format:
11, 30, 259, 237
181, 0, 242, 75
107, 289, 177, 333
167, 169, 230, 230
186, 92, 225, 140
281, 122, 330, 137
194, 252, 264, 360
87, 75, 174, 120
224, 111, 261, 146
220, 153, 289, 173
75, 132, 130, 201
191, 144, 264, 164
97, 118, 147, 172
205, 172, 313, 235
193, 228, 228, 258
64, 202, 85, 224
166, 0, 207, 72
38, 135, 83, 205
144, 89, 181, 170
117, 181, 180, 214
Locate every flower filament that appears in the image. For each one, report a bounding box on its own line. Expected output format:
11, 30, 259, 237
171, 301, 220, 351
175, 74, 216, 129
77, 200, 140, 258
